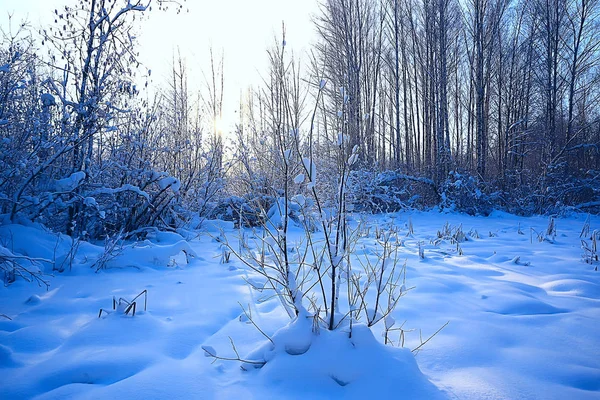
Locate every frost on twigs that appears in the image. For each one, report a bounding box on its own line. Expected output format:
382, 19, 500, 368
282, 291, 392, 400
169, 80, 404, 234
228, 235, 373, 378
0, 244, 49, 288
213, 214, 442, 375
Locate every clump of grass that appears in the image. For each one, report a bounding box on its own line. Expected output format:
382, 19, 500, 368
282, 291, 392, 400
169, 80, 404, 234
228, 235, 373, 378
98, 289, 147, 318
546, 216, 557, 240
220, 245, 232, 264
54, 235, 82, 273
431, 222, 466, 255
407, 216, 414, 235
530, 218, 558, 244
581, 230, 599, 266
580, 214, 591, 238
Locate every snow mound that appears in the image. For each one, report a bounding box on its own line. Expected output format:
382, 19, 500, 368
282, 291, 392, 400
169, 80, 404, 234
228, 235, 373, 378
107, 239, 197, 269
541, 279, 600, 298
239, 318, 446, 398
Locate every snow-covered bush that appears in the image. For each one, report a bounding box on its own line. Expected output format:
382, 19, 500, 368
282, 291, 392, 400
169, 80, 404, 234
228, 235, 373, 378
349, 170, 440, 213
440, 171, 496, 215
0, 3, 212, 239
539, 168, 600, 214
206, 194, 276, 228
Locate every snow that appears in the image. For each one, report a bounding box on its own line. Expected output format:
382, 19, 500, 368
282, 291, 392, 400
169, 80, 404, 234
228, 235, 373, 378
83, 197, 98, 208
158, 176, 181, 193
1, 211, 599, 399
347, 153, 358, 166
90, 184, 150, 201
291, 194, 306, 207
284, 149, 292, 162
302, 158, 317, 189
53, 171, 86, 192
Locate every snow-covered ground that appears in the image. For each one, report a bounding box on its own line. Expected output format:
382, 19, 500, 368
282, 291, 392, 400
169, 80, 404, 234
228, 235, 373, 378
1, 211, 599, 399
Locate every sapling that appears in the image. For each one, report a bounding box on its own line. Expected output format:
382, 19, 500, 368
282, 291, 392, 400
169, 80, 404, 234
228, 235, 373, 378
208, 30, 442, 371
352, 234, 410, 328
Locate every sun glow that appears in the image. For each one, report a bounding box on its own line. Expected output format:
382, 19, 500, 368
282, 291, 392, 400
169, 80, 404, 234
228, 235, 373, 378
214, 118, 226, 135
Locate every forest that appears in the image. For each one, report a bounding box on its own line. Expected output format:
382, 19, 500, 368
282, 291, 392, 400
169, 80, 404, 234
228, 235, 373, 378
0, 0, 599, 241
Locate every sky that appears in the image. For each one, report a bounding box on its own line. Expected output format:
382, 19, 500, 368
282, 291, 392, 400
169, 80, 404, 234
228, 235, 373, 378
1, 0, 319, 128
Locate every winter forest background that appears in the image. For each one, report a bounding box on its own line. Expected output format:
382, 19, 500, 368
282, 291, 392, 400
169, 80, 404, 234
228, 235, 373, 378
1, 0, 599, 240
2, 1, 600, 398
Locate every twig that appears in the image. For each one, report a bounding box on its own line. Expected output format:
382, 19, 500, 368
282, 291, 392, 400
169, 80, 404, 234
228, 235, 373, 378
238, 302, 274, 345
412, 321, 450, 355
202, 336, 267, 367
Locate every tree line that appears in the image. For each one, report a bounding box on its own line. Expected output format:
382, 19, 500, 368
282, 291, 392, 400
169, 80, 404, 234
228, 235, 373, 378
1, 0, 599, 240
303, 0, 600, 208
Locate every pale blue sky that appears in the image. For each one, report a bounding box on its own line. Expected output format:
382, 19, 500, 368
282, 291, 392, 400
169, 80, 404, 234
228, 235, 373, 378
1, 0, 319, 127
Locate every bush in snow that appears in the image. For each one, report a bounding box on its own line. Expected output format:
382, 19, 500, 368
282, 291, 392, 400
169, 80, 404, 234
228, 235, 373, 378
206, 194, 276, 228
0, 3, 201, 240
537, 168, 600, 215
439, 171, 496, 215
349, 170, 440, 213
211, 36, 426, 373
